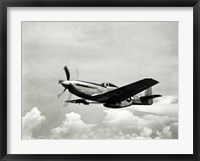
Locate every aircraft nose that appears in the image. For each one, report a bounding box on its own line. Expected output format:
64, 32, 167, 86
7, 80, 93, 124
61, 81, 71, 87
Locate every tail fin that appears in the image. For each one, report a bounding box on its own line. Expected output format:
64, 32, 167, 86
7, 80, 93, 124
144, 87, 153, 104
140, 87, 161, 105
145, 87, 152, 96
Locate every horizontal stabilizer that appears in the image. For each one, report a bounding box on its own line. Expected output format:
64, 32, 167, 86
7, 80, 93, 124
138, 94, 161, 105
140, 94, 162, 102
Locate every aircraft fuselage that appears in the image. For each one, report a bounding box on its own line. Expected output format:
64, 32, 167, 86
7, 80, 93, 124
60, 79, 160, 108
61, 80, 116, 101
58, 66, 161, 108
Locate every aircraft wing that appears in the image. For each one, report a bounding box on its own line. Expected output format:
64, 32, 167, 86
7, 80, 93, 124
94, 78, 159, 103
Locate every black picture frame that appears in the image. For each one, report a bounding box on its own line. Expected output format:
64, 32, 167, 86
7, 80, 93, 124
0, 0, 200, 161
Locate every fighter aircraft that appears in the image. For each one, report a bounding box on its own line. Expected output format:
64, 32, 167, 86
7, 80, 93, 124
58, 66, 161, 108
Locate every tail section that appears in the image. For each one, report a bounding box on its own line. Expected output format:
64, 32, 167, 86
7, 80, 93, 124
144, 87, 152, 96
140, 87, 161, 105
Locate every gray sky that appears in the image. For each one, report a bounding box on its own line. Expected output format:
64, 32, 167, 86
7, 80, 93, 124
22, 22, 178, 139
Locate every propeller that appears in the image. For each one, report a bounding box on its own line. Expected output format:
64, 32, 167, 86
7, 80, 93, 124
57, 88, 67, 98
57, 65, 71, 98
58, 65, 79, 107
63, 92, 72, 107
64, 66, 70, 80
63, 67, 80, 107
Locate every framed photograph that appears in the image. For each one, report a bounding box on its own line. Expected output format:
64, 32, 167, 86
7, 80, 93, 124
0, 0, 199, 160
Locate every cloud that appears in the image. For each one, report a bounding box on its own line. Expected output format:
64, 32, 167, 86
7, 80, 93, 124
23, 106, 178, 139
85, 129, 139, 139
22, 107, 46, 139
49, 110, 158, 139
155, 96, 178, 104
155, 122, 178, 139
103, 109, 145, 127
75, 109, 178, 139
140, 127, 153, 138
133, 96, 178, 117
99, 109, 178, 139
51, 112, 96, 139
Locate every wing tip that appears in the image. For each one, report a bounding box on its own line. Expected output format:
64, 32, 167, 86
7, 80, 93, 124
145, 78, 159, 84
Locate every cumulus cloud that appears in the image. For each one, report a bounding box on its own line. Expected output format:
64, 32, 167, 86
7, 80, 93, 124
155, 122, 178, 139
85, 129, 139, 139
79, 109, 178, 139
23, 106, 178, 139
133, 96, 178, 117
103, 109, 145, 129
140, 127, 153, 138
155, 96, 178, 104
51, 112, 96, 139
22, 107, 46, 139
99, 109, 178, 139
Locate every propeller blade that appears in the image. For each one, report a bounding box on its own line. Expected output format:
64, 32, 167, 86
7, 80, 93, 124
64, 66, 70, 80
63, 92, 72, 107
57, 88, 67, 98
58, 80, 64, 84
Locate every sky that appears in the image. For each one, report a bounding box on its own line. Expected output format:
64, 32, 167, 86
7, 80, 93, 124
22, 21, 178, 139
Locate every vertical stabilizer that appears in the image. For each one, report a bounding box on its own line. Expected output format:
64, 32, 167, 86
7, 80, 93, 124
145, 87, 152, 96
144, 87, 153, 104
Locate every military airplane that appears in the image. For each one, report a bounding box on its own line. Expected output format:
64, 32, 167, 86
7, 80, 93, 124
58, 66, 161, 108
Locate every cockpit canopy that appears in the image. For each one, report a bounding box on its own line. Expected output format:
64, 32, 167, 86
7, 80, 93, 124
101, 82, 118, 88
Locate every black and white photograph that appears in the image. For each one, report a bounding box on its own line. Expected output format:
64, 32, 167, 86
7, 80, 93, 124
22, 21, 178, 140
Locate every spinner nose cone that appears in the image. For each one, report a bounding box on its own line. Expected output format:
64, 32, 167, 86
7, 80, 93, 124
61, 81, 71, 87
